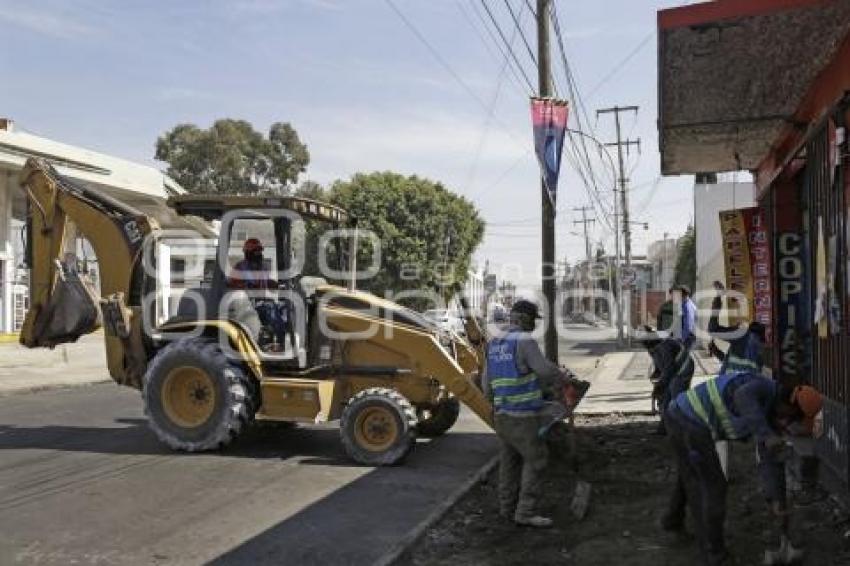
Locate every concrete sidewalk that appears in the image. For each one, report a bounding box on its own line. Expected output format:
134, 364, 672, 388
576, 347, 722, 415
0, 334, 110, 395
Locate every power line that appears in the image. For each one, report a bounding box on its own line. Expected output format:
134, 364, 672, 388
503, 0, 537, 69
478, 0, 535, 92
463, 1, 525, 202
385, 0, 530, 154
586, 31, 655, 101
458, 0, 530, 98
549, 2, 614, 231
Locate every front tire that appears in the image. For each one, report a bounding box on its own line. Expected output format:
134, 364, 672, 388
143, 338, 258, 452
340, 388, 417, 466
416, 397, 461, 437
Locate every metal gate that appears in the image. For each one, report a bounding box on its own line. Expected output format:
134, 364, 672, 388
802, 100, 850, 486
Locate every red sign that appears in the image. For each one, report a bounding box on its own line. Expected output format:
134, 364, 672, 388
719, 207, 772, 342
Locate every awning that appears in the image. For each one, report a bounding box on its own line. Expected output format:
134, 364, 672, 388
657, 0, 850, 176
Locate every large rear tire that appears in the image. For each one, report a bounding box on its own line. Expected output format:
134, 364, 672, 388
143, 338, 258, 452
416, 397, 461, 437
340, 388, 417, 466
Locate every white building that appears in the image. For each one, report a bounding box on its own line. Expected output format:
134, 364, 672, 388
0, 119, 191, 333
693, 173, 756, 296
647, 237, 679, 291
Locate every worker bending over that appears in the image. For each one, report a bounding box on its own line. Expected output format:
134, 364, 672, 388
707, 280, 766, 375
482, 299, 576, 528
640, 328, 694, 435
663, 371, 822, 565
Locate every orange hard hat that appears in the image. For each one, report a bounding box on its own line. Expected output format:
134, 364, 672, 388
243, 238, 263, 253
792, 385, 823, 433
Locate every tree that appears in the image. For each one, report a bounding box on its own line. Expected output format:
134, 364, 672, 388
155, 119, 309, 195
328, 172, 485, 310
674, 223, 697, 292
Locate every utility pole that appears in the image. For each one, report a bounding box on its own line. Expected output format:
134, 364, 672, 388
537, 0, 558, 363
598, 105, 639, 347
573, 206, 595, 315
597, 106, 640, 266
572, 206, 595, 262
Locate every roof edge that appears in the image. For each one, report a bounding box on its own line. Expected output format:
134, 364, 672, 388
658, 0, 832, 30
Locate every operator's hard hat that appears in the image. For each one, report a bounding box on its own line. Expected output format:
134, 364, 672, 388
243, 238, 264, 253
510, 299, 542, 320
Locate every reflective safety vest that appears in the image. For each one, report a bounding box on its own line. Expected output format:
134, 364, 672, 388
673, 344, 694, 380
720, 333, 763, 375
678, 372, 770, 440
486, 332, 543, 414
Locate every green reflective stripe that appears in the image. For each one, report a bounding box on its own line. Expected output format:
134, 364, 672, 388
493, 389, 543, 408
726, 354, 758, 370
503, 390, 543, 404
686, 389, 711, 428
706, 379, 739, 439
490, 373, 538, 388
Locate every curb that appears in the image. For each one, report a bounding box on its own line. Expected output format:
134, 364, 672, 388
0, 333, 19, 344
374, 453, 499, 566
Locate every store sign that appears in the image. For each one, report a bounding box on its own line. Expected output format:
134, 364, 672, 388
776, 232, 804, 377
719, 207, 772, 342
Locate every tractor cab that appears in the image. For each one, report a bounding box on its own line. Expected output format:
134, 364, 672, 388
167, 195, 357, 366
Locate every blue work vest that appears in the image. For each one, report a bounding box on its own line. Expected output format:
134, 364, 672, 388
720, 333, 763, 375
676, 372, 775, 441
486, 332, 543, 414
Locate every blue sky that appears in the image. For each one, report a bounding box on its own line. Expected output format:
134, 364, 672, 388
0, 0, 697, 288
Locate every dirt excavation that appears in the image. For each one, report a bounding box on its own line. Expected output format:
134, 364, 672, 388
407, 415, 850, 566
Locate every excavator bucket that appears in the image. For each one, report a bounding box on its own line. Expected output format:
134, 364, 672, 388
21, 259, 102, 348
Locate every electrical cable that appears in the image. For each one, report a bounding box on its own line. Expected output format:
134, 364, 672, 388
478, 0, 536, 93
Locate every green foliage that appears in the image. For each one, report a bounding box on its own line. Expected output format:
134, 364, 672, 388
155, 119, 309, 195
327, 172, 485, 309
674, 223, 697, 293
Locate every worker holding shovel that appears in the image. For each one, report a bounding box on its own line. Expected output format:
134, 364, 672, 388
482, 299, 586, 528
663, 372, 822, 565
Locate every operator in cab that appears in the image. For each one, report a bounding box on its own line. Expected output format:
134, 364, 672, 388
228, 238, 277, 290
482, 299, 575, 529
228, 238, 289, 352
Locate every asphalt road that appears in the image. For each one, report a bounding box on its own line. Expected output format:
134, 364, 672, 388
0, 384, 496, 566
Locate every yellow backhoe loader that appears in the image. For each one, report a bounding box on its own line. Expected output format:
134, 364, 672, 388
18, 157, 492, 465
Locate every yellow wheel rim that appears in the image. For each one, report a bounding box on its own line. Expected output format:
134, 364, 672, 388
353, 406, 399, 452
161, 366, 217, 428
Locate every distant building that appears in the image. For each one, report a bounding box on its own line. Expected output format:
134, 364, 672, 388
646, 236, 679, 291
0, 119, 186, 333
693, 174, 756, 297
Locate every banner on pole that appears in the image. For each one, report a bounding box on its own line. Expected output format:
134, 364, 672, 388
530, 97, 569, 207
719, 207, 772, 342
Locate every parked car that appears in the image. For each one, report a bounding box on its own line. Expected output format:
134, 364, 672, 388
422, 309, 466, 335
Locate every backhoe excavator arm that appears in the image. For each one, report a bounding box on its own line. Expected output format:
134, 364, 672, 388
19, 158, 159, 388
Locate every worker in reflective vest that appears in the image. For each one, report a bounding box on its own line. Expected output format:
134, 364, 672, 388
640, 328, 695, 435
707, 280, 766, 375
663, 372, 822, 565
482, 299, 574, 528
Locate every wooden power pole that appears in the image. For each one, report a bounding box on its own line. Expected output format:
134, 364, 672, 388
537, 0, 558, 363
573, 205, 595, 316
597, 105, 639, 346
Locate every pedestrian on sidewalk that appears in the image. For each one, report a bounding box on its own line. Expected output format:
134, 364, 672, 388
670, 284, 697, 350
662, 372, 822, 566
706, 280, 765, 375
482, 299, 576, 529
